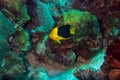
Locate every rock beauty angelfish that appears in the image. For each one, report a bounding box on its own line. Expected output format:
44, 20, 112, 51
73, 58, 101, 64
49, 24, 75, 43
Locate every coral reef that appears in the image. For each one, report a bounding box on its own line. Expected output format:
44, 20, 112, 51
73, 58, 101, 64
36, 35, 48, 55
102, 38, 120, 80
62, 10, 98, 28
72, 0, 120, 38
27, 68, 49, 80
46, 10, 101, 66
0, 11, 15, 69
0, 0, 30, 24
26, 0, 55, 32
0, 11, 15, 39
15, 27, 30, 51
0, 0, 119, 80
0, 11, 29, 80
75, 69, 108, 80
1, 52, 25, 77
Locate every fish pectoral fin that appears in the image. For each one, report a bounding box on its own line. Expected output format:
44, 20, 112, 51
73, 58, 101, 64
56, 40, 61, 44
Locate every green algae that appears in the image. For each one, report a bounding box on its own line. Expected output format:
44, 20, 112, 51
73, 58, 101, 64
62, 10, 98, 28
4, 0, 30, 23
62, 9, 100, 40
15, 27, 30, 51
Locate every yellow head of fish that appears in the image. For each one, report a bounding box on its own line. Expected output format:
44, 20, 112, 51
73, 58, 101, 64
49, 24, 76, 43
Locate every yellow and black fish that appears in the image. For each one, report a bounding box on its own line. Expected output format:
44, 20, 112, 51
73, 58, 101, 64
49, 24, 75, 43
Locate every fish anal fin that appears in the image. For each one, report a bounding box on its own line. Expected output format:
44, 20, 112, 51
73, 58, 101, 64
56, 40, 61, 44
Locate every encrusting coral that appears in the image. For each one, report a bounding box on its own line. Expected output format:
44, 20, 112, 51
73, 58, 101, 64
15, 27, 30, 51
0, 11, 26, 78
0, 0, 30, 24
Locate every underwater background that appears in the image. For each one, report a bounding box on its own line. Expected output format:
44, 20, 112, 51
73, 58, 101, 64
0, 0, 120, 80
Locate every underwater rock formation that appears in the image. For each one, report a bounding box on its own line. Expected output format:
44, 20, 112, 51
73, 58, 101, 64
27, 68, 49, 80
0, 11, 15, 39
0, 12, 26, 79
74, 69, 108, 80
0, 0, 30, 24
36, 35, 48, 55
49, 0, 75, 13
26, 0, 55, 33
102, 38, 120, 80
109, 69, 120, 80
46, 10, 101, 66
73, 0, 120, 38
15, 27, 31, 51
0, 0, 119, 80
1, 52, 26, 79
0, 11, 15, 66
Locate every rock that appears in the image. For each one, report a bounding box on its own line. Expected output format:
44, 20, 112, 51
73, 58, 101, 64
26, 0, 55, 33
0, 11, 15, 71
1, 52, 26, 79
74, 69, 95, 80
49, 0, 75, 13
27, 67, 49, 80
15, 27, 31, 51
46, 39, 77, 66
109, 69, 120, 80
106, 38, 120, 60
0, 14, 29, 78
74, 69, 108, 80
0, 11, 15, 39
36, 35, 48, 55
102, 38, 120, 79
0, 0, 30, 23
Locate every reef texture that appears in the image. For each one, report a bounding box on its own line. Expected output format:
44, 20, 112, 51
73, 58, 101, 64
15, 27, 30, 51
102, 38, 120, 80
0, 11, 26, 79
46, 9, 101, 66
0, 0, 30, 24
0, 0, 120, 80
26, 0, 55, 32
